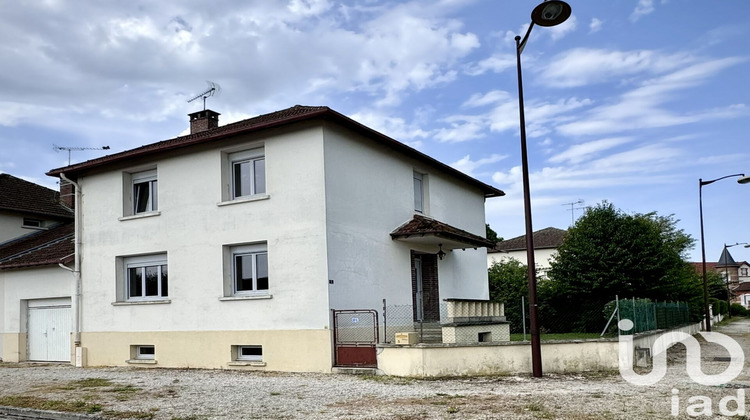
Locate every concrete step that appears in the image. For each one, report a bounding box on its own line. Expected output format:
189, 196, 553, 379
332, 367, 378, 375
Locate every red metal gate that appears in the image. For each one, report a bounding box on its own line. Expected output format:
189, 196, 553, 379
333, 309, 379, 367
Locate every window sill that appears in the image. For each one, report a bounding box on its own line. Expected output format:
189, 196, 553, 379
119, 211, 161, 221
228, 361, 266, 367
219, 295, 272, 302
127, 359, 157, 365
217, 194, 270, 207
112, 299, 171, 306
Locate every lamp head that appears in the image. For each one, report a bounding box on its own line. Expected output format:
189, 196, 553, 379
737, 175, 750, 184
531, 1, 572, 27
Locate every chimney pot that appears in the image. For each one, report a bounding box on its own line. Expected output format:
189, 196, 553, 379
188, 109, 220, 134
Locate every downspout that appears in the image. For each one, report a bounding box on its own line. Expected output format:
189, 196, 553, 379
60, 172, 82, 349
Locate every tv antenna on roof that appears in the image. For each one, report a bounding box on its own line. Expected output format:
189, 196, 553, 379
53, 144, 110, 166
187, 80, 221, 110
562, 199, 585, 226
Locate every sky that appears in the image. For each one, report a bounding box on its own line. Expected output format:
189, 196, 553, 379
0, 0, 748, 264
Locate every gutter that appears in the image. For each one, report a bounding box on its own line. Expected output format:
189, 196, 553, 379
59, 173, 82, 350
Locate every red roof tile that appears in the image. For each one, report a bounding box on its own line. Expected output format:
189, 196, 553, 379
0, 174, 73, 218
0, 222, 74, 270
46, 105, 504, 198
390, 214, 494, 248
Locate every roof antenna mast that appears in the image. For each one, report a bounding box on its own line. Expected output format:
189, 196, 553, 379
562, 199, 584, 226
53, 144, 110, 166
187, 81, 221, 110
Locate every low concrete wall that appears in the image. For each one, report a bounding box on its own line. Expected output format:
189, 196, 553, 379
377, 321, 707, 377
377, 339, 620, 377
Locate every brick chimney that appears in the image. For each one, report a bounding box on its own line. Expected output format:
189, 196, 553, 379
59, 179, 75, 209
188, 109, 220, 134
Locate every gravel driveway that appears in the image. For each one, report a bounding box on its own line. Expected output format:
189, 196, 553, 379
2, 319, 750, 419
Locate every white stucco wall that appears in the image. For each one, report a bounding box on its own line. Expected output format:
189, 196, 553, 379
77, 124, 332, 334
322, 123, 490, 311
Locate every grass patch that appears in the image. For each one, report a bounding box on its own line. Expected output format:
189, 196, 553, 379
510, 332, 604, 342
360, 374, 415, 385
0, 395, 103, 414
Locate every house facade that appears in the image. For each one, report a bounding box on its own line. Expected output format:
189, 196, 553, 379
42, 105, 502, 371
487, 227, 566, 279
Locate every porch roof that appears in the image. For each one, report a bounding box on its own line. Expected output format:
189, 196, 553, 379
390, 215, 494, 250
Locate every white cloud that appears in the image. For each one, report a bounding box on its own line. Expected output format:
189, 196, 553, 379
549, 137, 633, 165
464, 53, 515, 76
631, 0, 655, 22
462, 90, 511, 108
589, 18, 603, 34
557, 57, 747, 136
539, 48, 694, 88
450, 154, 507, 177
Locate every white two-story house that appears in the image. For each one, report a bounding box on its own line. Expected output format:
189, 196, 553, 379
42, 105, 503, 372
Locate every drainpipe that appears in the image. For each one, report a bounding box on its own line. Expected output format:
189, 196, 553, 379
59, 172, 82, 350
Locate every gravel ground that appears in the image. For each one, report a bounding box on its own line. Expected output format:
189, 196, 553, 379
2, 319, 750, 419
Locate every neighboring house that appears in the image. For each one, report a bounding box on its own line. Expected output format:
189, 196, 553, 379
0, 174, 73, 243
690, 247, 750, 308
28, 105, 503, 371
0, 174, 75, 362
487, 227, 566, 279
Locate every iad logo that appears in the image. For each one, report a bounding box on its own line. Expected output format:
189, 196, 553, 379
618, 318, 744, 386
618, 319, 747, 417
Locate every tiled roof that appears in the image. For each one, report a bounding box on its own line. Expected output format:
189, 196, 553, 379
0, 173, 73, 218
390, 214, 495, 248
732, 282, 750, 293
489, 227, 567, 253
0, 222, 74, 270
47, 105, 504, 198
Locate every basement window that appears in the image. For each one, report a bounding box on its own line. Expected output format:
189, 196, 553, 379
136, 345, 155, 360
237, 345, 263, 362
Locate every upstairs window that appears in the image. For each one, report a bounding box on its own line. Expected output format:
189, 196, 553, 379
742, 268, 749, 277
132, 170, 158, 214
413, 171, 425, 213
230, 149, 265, 199
126, 254, 168, 301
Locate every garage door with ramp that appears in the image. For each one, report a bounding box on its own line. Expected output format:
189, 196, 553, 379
27, 298, 72, 362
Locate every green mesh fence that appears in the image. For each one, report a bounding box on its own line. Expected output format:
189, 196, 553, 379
617, 298, 691, 335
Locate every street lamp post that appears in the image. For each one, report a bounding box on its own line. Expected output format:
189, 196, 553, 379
722, 242, 748, 318
699, 174, 750, 331
515, 0, 571, 378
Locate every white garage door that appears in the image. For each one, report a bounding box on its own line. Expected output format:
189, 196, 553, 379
28, 298, 72, 362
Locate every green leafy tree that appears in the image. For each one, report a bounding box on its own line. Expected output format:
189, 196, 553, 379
547, 201, 699, 331
488, 259, 528, 333
486, 224, 502, 245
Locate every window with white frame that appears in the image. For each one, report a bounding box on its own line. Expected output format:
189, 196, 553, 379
229, 149, 265, 199
132, 169, 158, 214
741, 268, 748, 277
125, 254, 168, 301
236, 345, 263, 362
228, 243, 268, 296
135, 345, 155, 360
413, 171, 425, 213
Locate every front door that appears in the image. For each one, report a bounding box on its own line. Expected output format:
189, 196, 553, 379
411, 252, 440, 323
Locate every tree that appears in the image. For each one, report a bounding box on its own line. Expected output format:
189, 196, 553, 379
486, 224, 501, 245
547, 201, 700, 331
488, 258, 528, 333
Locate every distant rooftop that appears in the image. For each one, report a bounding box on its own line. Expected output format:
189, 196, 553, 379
489, 227, 567, 253
0, 173, 73, 219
